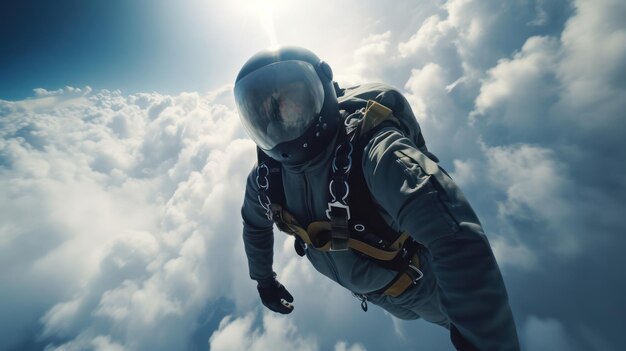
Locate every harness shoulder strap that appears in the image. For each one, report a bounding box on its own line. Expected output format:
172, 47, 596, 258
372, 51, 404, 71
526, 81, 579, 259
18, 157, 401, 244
257, 147, 286, 207
361, 100, 393, 135
348, 101, 404, 246
257, 148, 308, 255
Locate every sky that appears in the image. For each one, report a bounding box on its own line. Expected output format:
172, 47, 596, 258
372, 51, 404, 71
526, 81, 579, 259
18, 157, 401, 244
0, 0, 625, 350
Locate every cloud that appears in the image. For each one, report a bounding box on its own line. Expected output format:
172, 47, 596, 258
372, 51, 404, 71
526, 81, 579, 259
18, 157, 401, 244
484, 144, 568, 223
521, 316, 573, 351
471, 0, 625, 149
370, 0, 624, 271
32, 86, 93, 98
208, 312, 366, 351
0, 87, 254, 350
209, 313, 318, 351
558, 0, 626, 114
489, 236, 537, 271
468, 0, 626, 263
0, 84, 450, 351
334, 340, 367, 351
402, 62, 476, 161
336, 31, 393, 86
471, 36, 562, 129
342, 1, 624, 348
44, 334, 125, 351
2, 0, 625, 350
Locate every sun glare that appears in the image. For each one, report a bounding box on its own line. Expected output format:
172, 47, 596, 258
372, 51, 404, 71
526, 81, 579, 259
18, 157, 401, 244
232, 0, 285, 49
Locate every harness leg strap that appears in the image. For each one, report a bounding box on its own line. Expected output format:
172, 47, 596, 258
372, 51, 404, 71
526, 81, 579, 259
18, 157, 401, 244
383, 254, 422, 297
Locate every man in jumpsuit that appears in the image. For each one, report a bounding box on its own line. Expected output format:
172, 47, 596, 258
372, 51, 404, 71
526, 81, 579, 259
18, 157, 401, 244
234, 46, 520, 350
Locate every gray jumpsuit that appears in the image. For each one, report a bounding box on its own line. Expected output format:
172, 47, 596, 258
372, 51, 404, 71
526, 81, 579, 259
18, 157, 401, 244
242, 126, 520, 350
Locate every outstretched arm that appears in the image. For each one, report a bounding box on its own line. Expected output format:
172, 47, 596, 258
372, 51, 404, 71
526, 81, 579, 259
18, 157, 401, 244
241, 167, 275, 281
242, 166, 295, 314
363, 128, 520, 351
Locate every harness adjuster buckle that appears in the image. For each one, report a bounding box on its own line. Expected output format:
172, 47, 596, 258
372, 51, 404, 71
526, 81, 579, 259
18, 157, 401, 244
329, 238, 349, 251
325, 201, 351, 220
408, 264, 423, 285
326, 202, 350, 251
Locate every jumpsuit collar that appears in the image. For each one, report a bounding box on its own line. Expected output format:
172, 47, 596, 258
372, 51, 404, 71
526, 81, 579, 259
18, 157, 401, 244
282, 109, 356, 175
282, 127, 340, 174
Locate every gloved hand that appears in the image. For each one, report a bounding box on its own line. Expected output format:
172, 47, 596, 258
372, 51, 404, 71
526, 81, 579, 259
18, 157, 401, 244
257, 277, 294, 314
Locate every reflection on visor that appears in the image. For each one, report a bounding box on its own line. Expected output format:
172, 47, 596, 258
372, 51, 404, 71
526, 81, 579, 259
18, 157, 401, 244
234, 60, 325, 150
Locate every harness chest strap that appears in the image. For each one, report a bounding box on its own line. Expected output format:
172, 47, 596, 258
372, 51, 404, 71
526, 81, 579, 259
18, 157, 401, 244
273, 204, 406, 257
271, 203, 422, 297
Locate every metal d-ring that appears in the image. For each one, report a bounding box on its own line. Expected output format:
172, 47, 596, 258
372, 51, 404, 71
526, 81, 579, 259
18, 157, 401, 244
255, 163, 269, 190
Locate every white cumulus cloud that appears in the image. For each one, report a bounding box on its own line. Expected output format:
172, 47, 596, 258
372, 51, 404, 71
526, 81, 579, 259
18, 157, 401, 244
2, 0, 625, 350
209, 313, 317, 351
0, 87, 254, 350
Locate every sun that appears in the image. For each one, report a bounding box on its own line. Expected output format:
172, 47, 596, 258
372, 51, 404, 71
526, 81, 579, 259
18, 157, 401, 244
231, 0, 290, 49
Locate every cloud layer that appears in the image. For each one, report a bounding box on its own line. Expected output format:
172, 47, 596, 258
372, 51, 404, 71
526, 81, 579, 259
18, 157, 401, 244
1, 87, 255, 350
1, 0, 625, 350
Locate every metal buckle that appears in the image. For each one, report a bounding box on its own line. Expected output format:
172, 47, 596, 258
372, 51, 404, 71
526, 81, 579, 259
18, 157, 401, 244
332, 142, 353, 174
326, 202, 350, 251
255, 163, 269, 190
257, 194, 272, 220
408, 264, 423, 285
325, 201, 351, 220
328, 179, 350, 204
330, 237, 349, 251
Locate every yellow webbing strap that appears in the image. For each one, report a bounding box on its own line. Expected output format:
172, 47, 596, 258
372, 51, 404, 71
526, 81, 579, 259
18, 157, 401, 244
361, 100, 392, 136
274, 204, 414, 258
382, 253, 420, 297
272, 205, 411, 261
307, 221, 412, 261
272, 204, 421, 297
305, 221, 332, 250
349, 237, 401, 261
270, 204, 313, 245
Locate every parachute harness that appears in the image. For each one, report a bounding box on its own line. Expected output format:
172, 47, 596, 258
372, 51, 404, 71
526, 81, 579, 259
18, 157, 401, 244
256, 162, 273, 220
255, 100, 424, 299
325, 115, 359, 251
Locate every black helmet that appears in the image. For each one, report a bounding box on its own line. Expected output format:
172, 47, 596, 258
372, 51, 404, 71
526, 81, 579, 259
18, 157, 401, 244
234, 46, 340, 165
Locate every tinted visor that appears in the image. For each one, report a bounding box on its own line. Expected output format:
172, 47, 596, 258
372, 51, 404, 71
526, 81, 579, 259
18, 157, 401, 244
234, 61, 325, 150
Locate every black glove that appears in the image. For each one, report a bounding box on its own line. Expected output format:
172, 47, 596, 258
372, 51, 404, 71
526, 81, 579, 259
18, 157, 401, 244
257, 277, 294, 314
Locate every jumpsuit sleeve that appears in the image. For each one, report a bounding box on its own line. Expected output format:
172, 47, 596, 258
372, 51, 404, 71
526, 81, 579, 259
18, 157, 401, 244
362, 128, 520, 351
241, 166, 276, 281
